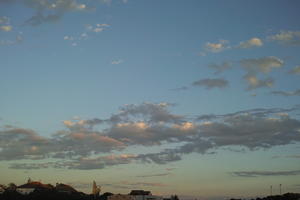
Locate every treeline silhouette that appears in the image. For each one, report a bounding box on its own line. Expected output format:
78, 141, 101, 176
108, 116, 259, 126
0, 189, 113, 200
230, 193, 300, 200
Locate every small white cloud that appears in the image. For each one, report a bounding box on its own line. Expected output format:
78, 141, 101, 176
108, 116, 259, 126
77, 4, 86, 10
111, 60, 123, 65
96, 24, 110, 27
238, 37, 263, 48
0, 16, 10, 24
94, 27, 104, 33
0, 25, 12, 32
205, 39, 230, 53
289, 66, 300, 75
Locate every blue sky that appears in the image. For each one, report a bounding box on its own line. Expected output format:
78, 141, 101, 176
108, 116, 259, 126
1, 0, 300, 199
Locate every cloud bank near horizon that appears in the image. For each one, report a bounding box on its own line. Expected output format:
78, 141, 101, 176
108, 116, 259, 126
1, 103, 300, 170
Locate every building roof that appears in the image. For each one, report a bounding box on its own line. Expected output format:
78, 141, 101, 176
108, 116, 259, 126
129, 190, 152, 196
55, 183, 77, 193
18, 182, 53, 190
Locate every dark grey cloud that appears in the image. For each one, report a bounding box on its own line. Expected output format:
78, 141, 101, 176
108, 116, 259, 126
231, 170, 300, 177
192, 78, 228, 89
271, 89, 300, 96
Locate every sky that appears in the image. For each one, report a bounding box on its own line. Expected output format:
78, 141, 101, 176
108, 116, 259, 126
1, 0, 300, 199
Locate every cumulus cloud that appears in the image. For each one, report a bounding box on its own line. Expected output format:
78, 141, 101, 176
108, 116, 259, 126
208, 61, 232, 75
192, 78, 229, 89
231, 170, 300, 177
268, 30, 300, 46
271, 89, 300, 96
205, 39, 230, 53
289, 66, 300, 75
237, 37, 263, 48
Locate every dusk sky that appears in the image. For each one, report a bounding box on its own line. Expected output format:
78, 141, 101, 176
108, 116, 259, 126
1, 0, 300, 199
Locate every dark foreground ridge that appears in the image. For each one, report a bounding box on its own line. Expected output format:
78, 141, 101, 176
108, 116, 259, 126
0, 189, 113, 200
230, 193, 300, 200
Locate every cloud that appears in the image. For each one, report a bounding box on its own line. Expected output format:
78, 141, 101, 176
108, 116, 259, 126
244, 75, 274, 90
22, 0, 88, 26
120, 181, 167, 187
111, 59, 123, 65
136, 172, 171, 178
192, 78, 229, 89
271, 89, 300, 96
231, 170, 300, 177
268, 30, 300, 46
0, 16, 10, 24
170, 86, 189, 91
240, 56, 284, 74
0, 35, 23, 46
2, 104, 300, 169
237, 37, 263, 48
289, 66, 300, 75
0, 16, 12, 32
63, 23, 110, 46
208, 61, 232, 75
240, 56, 283, 90
205, 39, 230, 53
0, 25, 12, 32
0, 1, 93, 26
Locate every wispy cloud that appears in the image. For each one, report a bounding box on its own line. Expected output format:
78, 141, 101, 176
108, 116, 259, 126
271, 89, 300, 96
231, 170, 300, 177
192, 78, 229, 89
208, 61, 232, 75
268, 30, 300, 46
136, 172, 171, 178
63, 23, 110, 46
289, 66, 300, 75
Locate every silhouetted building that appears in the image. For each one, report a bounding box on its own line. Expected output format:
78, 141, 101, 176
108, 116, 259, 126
129, 190, 162, 200
129, 191, 152, 196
